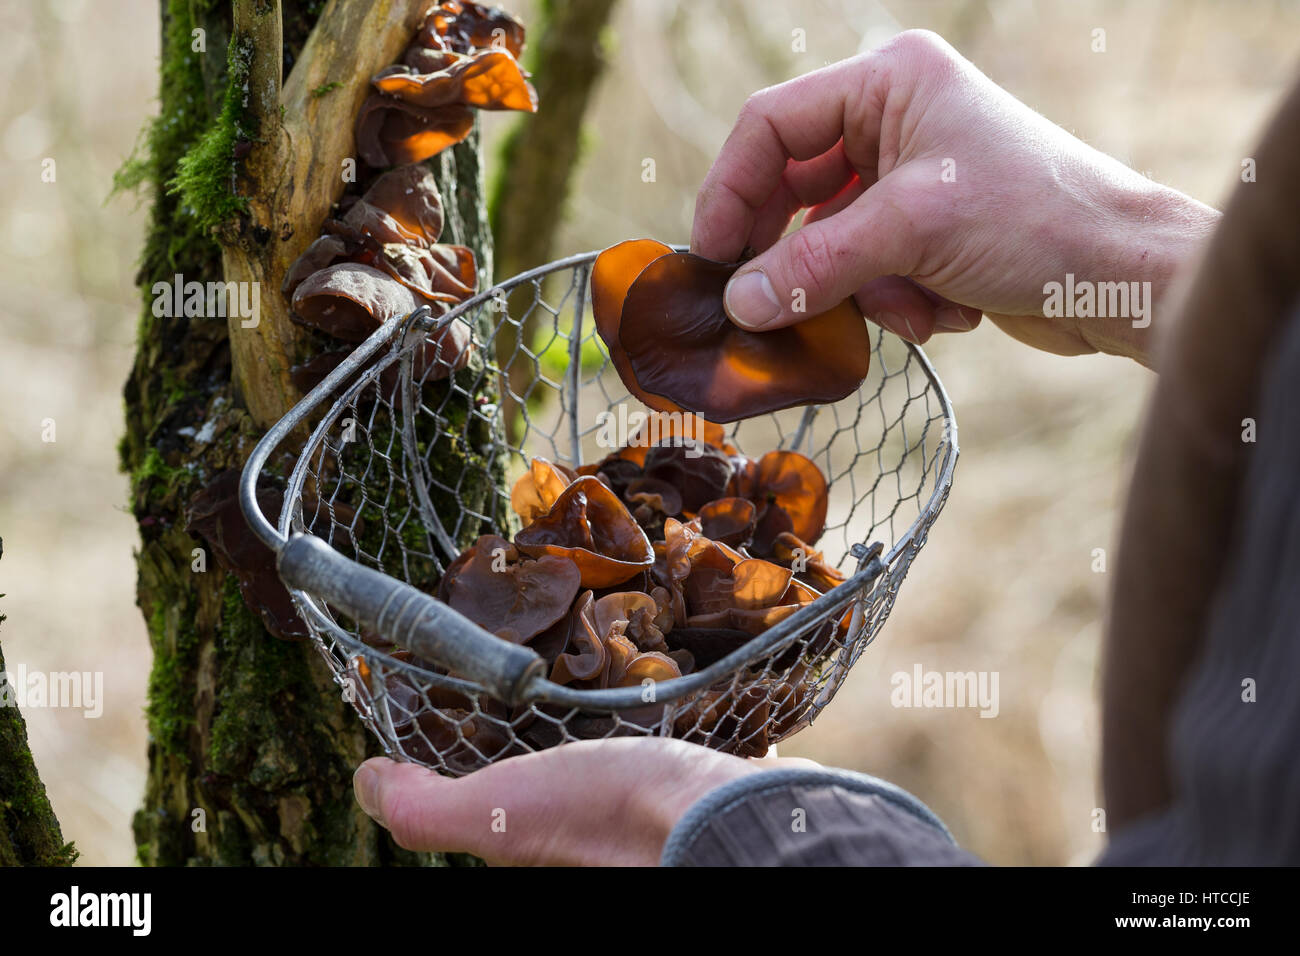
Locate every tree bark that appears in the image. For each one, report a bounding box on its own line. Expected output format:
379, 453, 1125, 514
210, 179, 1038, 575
121, 0, 487, 866
0, 538, 79, 867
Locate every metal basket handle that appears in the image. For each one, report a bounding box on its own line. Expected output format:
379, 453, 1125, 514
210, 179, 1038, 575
277, 533, 546, 705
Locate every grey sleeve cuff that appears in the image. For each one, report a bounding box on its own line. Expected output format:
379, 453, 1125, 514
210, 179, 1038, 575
660, 767, 984, 867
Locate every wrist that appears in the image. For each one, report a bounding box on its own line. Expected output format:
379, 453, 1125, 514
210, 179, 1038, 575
1074, 179, 1220, 364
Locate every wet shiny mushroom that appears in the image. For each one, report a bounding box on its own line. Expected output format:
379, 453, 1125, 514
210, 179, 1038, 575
439, 533, 582, 644
355, 94, 476, 168
372, 50, 536, 113
617, 251, 871, 421
697, 496, 757, 548
514, 476, 655, 588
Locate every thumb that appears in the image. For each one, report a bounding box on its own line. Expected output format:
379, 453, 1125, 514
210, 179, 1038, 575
723, 185, 915, 331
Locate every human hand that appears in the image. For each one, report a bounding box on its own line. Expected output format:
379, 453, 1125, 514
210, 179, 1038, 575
692, 30, 1219, 364
353, 737, 818, 866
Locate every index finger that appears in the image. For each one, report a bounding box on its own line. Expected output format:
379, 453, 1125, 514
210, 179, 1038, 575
690, 55, 884, 262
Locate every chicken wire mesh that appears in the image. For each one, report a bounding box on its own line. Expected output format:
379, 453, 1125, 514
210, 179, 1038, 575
240, 248, 958, 775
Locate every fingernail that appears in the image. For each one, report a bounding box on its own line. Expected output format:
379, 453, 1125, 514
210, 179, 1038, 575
877, 311, 916, 343
934, 306, 974, 332
354, 764, 386, 827
725, 270, 782, 329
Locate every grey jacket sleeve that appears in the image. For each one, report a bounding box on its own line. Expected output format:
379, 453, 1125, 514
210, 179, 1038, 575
660, 767, 985, 866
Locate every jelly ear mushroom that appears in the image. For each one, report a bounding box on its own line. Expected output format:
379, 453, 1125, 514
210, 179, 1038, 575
771, 531, 846, 591
349, 164, 445, 247
514, 476, 655, 588
372, 50, 537, 113
697, 497, 757, 548
615, 411, 735, 468
642, 439, 733, 515
183, 470, 363, 641
282, 235, 351, 297
374, 243, 475, 306
750, 450, 830, 547
618, 652, 682, 687
421, 1, 527, 58
440, 534, 582, 644
590, 239, 684, 413
593, 591, 669, 653
355, 93, 475, 167
731, 558, 793, 610
510, 457, 577, 524
617, 252, 872, 421
550, 591, 607, 685
290, 263, 417, 341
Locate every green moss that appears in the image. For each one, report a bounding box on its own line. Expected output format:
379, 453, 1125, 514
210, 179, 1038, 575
0, 642, 80, 865
168, 32, 254, 233
112, 0, 224, 291
311, 81, 343, 98
209, 576, 326, 783
143, 598, 200, 758
131, 447, 187, 505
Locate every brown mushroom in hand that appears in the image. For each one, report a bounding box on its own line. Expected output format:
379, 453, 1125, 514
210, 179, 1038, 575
590, 239, 684, 413
617, 251, 871, 421
515, 476, 654, 588
439, 534, 581, 644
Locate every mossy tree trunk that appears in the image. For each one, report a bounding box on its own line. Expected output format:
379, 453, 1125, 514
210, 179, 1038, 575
0, 538, 78, 867
120, 0, 489, 866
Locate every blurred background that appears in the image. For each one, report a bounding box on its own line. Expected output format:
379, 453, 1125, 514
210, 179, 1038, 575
1, 0, 1296, 865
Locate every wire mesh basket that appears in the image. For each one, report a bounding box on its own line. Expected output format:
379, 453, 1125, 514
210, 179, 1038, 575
240, 248, 958, 775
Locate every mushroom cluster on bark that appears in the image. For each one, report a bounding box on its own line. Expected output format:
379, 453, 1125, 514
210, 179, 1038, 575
285, 0, 537, 384
189, 2, 536, 634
